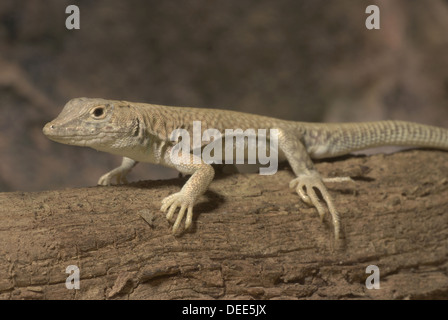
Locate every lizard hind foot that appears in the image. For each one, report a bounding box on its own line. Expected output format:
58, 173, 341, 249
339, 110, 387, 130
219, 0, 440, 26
322, 176, 353, 183
290, 173, 341, 240
161, 192, 195, 235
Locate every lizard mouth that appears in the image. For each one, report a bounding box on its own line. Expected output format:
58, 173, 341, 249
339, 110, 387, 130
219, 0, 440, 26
43, 122, 97, 145
43, 122, 76, 139
42, 122, 129, 148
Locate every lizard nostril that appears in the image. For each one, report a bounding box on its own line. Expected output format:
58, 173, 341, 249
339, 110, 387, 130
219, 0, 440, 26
43, 123, 56, 135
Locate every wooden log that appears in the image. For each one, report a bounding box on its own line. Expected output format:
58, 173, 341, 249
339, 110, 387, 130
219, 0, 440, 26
0, 150, 447, 299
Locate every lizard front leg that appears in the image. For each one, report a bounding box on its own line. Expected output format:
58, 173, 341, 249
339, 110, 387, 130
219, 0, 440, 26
279, 131, 342, 239
160, 146, 215, 234
98, 157, 138, 185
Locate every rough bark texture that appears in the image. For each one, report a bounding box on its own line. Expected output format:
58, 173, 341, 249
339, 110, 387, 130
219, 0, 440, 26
0, 150, 447, 300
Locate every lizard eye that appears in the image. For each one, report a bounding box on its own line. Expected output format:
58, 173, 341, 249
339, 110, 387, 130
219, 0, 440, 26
90, 106, 106, 119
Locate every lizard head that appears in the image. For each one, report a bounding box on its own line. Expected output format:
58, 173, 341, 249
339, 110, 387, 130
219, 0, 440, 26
43, 97, 141, 153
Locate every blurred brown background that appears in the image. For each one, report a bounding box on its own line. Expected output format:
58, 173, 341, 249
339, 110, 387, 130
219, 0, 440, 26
1, 0, 447, 192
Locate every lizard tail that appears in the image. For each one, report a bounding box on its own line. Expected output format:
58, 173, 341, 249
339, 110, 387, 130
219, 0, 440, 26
304, 120, 448, 158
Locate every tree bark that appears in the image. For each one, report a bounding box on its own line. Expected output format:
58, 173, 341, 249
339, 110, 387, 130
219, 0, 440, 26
0, 150, 447, 300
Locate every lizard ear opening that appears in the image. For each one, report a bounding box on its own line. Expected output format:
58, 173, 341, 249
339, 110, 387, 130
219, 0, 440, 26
90, 105, 107, 119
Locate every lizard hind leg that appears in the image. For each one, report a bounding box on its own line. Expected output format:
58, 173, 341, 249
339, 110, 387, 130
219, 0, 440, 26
278, 131, 342, 239
289, 173, 341, 240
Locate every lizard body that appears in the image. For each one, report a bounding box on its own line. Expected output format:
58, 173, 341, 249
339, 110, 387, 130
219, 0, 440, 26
43, 98, 448, 239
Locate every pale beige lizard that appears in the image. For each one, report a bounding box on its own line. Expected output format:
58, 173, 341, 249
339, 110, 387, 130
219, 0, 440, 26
42, 97, 448, 239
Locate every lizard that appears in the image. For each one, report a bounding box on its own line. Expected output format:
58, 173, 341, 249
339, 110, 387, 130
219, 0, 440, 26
42, 97, 448, 239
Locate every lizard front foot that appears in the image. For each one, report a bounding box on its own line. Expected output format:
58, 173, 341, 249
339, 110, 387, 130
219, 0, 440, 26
97, 157, 137, 186
290, 172, 342, 239
98, 170, 129, 185
161, 191, 195, 235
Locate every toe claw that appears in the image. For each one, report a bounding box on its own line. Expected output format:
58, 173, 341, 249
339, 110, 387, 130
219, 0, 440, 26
185, 206, 193, 230
166, 204, 177, 222
172, 205, 187, 233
